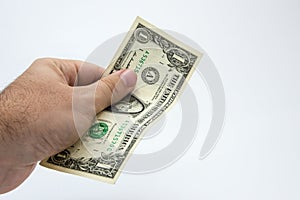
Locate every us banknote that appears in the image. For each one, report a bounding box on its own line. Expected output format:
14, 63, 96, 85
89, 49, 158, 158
40, 17, 203, 183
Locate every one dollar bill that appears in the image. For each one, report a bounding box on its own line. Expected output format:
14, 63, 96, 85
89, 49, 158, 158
40, 17, 203, 183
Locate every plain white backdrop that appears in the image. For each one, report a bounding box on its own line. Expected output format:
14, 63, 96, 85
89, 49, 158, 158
0, 0, 299, 199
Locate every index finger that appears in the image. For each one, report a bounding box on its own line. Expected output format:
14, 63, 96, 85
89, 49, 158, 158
49, 58, 105, 86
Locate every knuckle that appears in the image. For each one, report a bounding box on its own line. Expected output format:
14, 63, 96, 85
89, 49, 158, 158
33, 57, 52, 64
32, 58, 59, 68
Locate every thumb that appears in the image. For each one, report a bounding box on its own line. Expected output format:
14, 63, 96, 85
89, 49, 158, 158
94, 69, 137, 113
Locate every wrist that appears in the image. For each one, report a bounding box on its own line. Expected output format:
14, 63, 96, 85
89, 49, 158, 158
0, 86, 31, 167
0, 92, 14, 167
0, 82, 42, 165
0, 89, 37, 194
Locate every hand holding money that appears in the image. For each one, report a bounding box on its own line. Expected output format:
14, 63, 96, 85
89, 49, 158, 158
41, 17, 202, 183
0, 58, 137, 194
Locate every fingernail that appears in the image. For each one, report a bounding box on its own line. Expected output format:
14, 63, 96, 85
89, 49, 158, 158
120, 69, 137, 87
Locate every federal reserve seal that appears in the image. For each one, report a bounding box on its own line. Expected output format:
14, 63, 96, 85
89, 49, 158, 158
141, 67, 160, 85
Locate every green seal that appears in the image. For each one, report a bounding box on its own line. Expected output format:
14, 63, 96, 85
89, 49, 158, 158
88, 122, 108, 139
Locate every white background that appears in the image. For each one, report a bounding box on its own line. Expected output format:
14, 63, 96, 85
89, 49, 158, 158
0, 0, 300, 199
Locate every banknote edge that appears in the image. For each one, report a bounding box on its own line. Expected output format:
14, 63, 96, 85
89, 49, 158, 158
39, 159, 116, 184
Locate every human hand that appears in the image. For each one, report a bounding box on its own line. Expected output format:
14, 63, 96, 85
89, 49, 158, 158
0, 58, 137, 194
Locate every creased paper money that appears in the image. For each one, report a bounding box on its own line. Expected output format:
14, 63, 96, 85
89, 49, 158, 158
40, 17, 203, 183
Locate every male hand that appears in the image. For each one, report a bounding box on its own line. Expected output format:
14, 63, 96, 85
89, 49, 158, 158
0, 58, 137, 194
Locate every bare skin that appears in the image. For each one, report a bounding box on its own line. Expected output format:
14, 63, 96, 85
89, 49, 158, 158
0, 58, 137, 194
